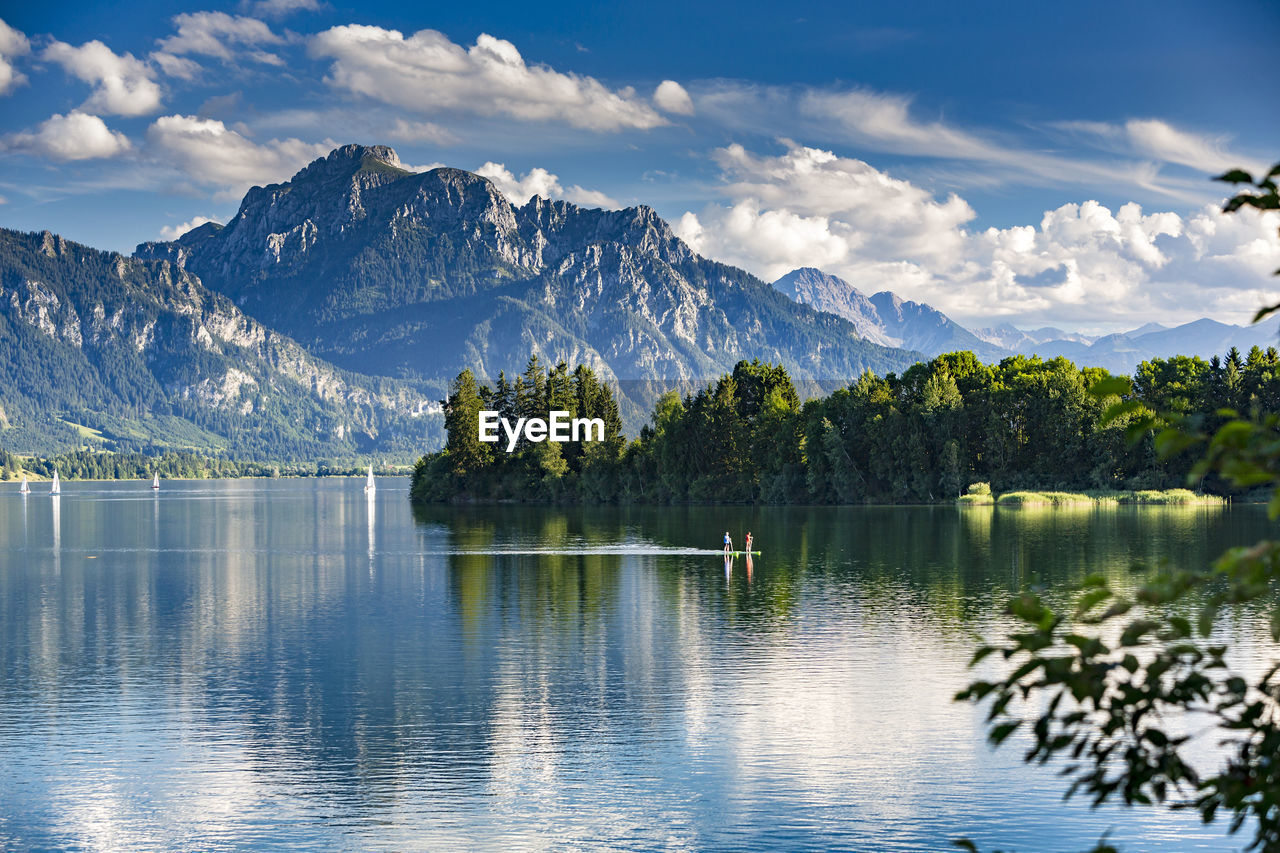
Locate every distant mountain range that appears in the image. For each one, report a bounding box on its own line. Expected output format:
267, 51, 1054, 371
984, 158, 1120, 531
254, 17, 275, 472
773, 266, 1280, 373
0, 144, 1269, 460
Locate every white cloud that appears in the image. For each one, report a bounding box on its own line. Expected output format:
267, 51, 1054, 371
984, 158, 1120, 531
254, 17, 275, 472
1125, 119, 1266, 177
475, 161, 619, 209
799, 88, 996, 160
4, 111, 131, 160
676, 141, 1280, 329
150, 51, 202, 80
386, 118, 459, 145
246, 0, 322, 17
146, 114, 333, 196
693, 82, 1225, 205
0, 18, 31, 95
309, 25, 667, 132
160, 215, 221, 240
42, 40, 162, 116
654, 80, 694, 115
157, 12, 283, 64
676, 142, 973, 279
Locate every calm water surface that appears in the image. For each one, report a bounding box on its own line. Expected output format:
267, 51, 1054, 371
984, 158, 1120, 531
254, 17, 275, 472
0, 479, 1272, 851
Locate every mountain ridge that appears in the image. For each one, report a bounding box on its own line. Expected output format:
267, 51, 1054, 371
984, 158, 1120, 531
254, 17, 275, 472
136, 145, 924, 411
0, 226, 440, 458
771, 266, 1280, 372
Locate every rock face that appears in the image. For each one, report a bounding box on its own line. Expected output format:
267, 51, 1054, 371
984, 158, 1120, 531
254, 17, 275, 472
0, 227, 439, 458
136, 146, 920, 399
772, 267, 1008, 361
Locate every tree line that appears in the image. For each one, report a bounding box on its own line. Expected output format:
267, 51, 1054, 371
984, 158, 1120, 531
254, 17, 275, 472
412, 346, 1280, 504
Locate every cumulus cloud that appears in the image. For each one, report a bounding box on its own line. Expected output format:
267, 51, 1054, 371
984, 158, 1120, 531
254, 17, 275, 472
654, 80, 694, 115
4, 111, 131, 160
160, 214, 221, 240
0, 18, 31, 95
676, 142, 974, 277
475, 161, 619, 209
156, 11, 284, 66
146, 114, 332, 196
676, 141, 1280, 329
42, 40, 162, 116
309, 25, 667, 131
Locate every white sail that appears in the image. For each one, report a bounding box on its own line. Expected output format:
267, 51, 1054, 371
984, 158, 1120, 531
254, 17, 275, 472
19, 475, 29, 494
50, 471, 60, 495
152, 473, 160, 490
364, 464, 376, 495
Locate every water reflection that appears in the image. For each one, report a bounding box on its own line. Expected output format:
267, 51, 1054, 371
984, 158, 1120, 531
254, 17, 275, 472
0, 483, 1264, 851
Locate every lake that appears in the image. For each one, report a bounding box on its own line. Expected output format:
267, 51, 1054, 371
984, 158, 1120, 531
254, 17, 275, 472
0, 479, 1270, 851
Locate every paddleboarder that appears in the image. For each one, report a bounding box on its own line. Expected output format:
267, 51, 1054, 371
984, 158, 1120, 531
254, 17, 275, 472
745, 532, 753, 553
724, 531, 732, 555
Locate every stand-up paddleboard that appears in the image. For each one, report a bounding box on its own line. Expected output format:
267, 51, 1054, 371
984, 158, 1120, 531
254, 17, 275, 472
722, 550, 761, 557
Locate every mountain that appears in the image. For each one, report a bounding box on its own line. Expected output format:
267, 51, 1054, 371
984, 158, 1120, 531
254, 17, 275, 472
774, 266, 1279, 374
772, 267, 1008, 361
136, 146, 921, 415
1012, 317, 1280, 374
972, 323, 1097, 351
0, 228, 440, 459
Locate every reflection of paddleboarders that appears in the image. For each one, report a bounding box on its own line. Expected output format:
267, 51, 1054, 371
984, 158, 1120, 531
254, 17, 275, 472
724, 531, 732, 555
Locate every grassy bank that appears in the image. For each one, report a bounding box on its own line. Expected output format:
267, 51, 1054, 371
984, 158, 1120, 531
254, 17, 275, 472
957, 488, 1228, 507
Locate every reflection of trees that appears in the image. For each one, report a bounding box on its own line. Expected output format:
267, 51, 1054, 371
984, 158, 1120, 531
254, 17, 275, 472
0, 491, 1258, 837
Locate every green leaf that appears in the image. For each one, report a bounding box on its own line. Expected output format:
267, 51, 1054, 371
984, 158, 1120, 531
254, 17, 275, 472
990, 720, 1022, 745
1215, 169, 1255, 184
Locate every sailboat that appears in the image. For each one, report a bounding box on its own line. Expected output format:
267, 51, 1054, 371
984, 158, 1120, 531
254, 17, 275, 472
19, 475, 29, 494
49, 470, 60, 495
364, 464, 376, 496
151, 473, 160, 491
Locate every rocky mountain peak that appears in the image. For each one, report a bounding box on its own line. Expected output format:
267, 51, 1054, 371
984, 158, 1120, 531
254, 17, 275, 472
288, 144, 407, 185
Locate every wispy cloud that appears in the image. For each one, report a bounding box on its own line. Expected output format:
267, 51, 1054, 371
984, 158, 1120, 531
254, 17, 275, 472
690, 81, 1258, 205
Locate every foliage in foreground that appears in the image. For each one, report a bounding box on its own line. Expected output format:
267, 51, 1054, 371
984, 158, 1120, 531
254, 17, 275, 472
957, 162, 1280, 852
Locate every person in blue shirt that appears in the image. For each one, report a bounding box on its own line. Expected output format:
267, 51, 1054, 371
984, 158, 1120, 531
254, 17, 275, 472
724, 531, 732, 554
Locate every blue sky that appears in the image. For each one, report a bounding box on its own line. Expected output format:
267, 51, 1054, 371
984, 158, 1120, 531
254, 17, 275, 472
0, 0, 1277, 331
